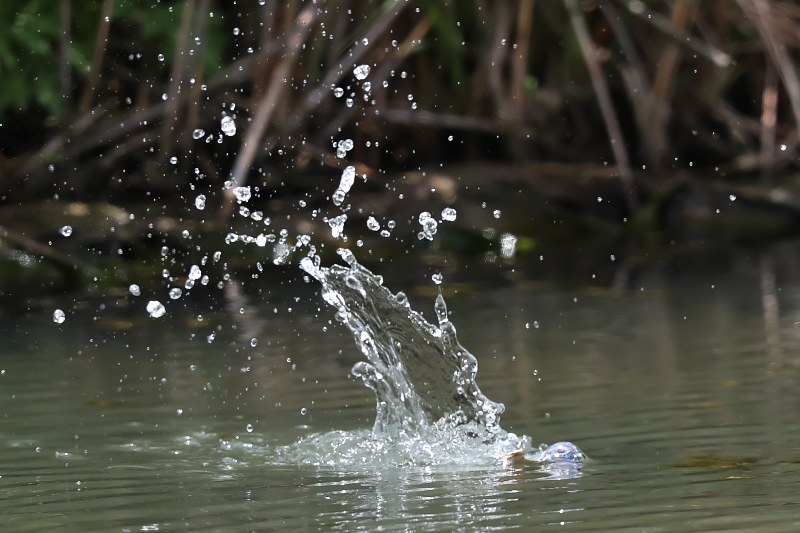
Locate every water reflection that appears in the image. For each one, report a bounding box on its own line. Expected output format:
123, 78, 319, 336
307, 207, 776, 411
3, 245, 800, 530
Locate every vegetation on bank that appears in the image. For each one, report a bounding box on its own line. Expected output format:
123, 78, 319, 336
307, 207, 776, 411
1, 1, 800, 299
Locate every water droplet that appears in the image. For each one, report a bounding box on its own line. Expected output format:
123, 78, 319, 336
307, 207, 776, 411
441, 207, 457, 221
169, 156, 178, 165
367, 216, 380, 231
53, 309, 65, 324
192, 128, 205, 139
246, 423, 254, 432
221, 115, 236, 136
493, 209, 501, 219
432, 273, 443, 285
500, 233, 518, 258
129, 284, 141, 296
60, 225, 73, 237
157, 53, 165, 61
232, 27, 240, 36
780, 144, 787, 151
233, 186, 251, 203
345, 98, 354, 108
729, 194, 737, 202
337, 139, 354, 152
169, 288, 182, 299
354, 64, 370, 80
327, 214, 348, 238
188, 265, 202, 280
250, 338, 258, 347
333, 87, 344, 98
417, 211, 438, 240
147, 301, 166, 318
300, 407, 308, 415
194, 194, 206, 210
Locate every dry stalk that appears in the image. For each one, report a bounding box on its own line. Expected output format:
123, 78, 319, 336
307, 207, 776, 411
510, 0, 535, 122
78, 0, 115, 113
222, 5, 318, 220
565, 0, 637, 210
59, 0, 72, 113
741, 0, 800, 150
159, 0, 197, 156
760, 62, 778, 180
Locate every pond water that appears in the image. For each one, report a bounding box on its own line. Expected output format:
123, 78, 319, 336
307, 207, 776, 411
2, 246, 800, 531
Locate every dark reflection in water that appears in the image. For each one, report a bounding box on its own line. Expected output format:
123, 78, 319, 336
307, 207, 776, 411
2, 246, 800, 531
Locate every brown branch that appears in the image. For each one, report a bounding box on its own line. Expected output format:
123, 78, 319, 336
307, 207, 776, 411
0, 225, 82, 288
510, 0, 535, 121
159, 0, 197, 156
742, 0, 800, 147
760, 62, 778, 180
78, 0, 114, 113
221, 5, 319, 220
601, 0, 662, 167
622, 0, 732, 67
279, 0, 410, 136
566, 0, 637, 210
59, 0, 72, 115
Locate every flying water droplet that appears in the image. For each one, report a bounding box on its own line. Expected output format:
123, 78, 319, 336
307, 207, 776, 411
354, 64, 370, 80
169, 288, 182, 299
60, 226, 73, 237
129, 284, 141, 296
327, 214, 348, 239
366, 216, 380, 231
233, 186, 251, 202
188, 265, 201, 281
417, 211, 438, 240
192, 128, 205, 140
332, 166, 356, 206
53, 309, 65, 324
221, 115, 236, 136
333, 87, 344, 98
250, 338, 258, 347
432, 272, 443, 285
147, 301, 166, 318
441, 207, 457, 221
194, 195, 206, 210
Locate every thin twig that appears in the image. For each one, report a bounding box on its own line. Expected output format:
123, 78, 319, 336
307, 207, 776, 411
0, 225, 82, 288
510, 0, 535, 121
319, 15, 433, 141
742, 0, 800, 148
380, 109, 536, 138
222, 5, 318, 219
760, 62, 778, 181
566, 0, 637, 210
621, 0, 731, 67
78, 0, 114, 113
159, 0, 197, 156
59, 0, 72, 115
280, 0, 410, 136
601, 0, 662, 166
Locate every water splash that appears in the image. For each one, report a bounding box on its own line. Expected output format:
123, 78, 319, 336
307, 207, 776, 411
286, 251, 585, 471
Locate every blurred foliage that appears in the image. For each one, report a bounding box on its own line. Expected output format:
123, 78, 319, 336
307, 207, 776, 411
0, 1, 225, 119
